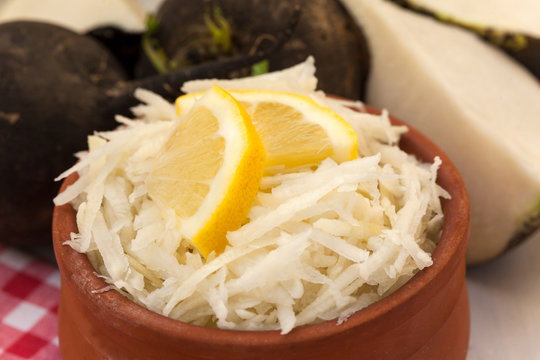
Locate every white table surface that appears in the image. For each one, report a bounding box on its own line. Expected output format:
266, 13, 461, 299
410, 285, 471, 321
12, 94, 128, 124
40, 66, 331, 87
467, 231, 540, 359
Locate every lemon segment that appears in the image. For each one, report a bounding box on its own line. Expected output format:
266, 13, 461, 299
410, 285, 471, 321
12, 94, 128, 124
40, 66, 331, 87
146, 85, 265, 258
176, 90, 358, 171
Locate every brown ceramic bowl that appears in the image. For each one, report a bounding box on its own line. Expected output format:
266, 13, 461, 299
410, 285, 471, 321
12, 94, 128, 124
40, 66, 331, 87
52, 105, 470, 360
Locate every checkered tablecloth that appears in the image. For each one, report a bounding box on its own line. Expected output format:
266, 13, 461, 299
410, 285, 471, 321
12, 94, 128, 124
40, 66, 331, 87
0, 244, 61, 360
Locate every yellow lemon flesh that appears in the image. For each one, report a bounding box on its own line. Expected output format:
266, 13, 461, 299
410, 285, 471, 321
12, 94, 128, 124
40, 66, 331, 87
176, 90, 358, 171
146, 85, 265, 258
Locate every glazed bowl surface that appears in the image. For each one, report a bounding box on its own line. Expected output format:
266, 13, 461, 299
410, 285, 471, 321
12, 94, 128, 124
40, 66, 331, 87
52, 105, 470, 360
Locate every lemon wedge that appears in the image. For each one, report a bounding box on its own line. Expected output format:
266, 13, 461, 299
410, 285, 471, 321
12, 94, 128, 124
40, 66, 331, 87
176, 90, 358, 171
146, 85, 265, 258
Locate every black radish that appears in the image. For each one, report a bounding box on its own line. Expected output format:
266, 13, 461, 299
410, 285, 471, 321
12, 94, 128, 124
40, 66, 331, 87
136, 0, 370, 99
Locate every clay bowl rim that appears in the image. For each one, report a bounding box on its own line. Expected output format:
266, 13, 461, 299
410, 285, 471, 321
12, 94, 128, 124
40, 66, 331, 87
52, 104, 469, 347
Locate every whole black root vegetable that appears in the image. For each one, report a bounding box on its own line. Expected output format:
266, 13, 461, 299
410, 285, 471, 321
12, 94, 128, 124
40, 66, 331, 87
0, 18, 297, 248
0, 21, 126, 248
137, 0, 370, 99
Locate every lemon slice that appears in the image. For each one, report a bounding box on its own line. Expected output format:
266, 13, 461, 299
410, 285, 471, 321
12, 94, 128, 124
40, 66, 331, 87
146, 85, 266, 258
176, 90, 358, 170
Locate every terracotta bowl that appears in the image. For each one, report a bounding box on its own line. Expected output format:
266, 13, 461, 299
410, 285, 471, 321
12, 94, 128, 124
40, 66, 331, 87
52, 105, 470, 360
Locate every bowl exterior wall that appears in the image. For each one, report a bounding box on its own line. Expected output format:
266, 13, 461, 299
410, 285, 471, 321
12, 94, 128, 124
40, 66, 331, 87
56, 252, 469, 359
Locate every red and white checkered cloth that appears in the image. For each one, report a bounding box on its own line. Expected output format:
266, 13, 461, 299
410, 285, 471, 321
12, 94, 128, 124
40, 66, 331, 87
0, 244, 60, 360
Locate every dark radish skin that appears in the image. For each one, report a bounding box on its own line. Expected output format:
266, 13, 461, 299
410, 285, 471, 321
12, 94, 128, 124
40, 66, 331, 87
119, 5, 301, 104
0, 15, 298, 248
0, 21, 126, 249
86, 26, 144, 79
137, 0, 370, 99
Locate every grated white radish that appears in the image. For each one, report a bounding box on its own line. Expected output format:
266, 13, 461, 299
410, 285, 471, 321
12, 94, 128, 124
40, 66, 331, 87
53, 58, 449, 334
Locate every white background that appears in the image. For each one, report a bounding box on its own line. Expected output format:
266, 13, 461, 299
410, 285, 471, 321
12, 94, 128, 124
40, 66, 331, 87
467, 231, 540, 359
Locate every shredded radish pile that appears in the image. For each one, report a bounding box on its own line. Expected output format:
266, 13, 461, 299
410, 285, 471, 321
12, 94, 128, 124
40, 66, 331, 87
54, 58, 449, 334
